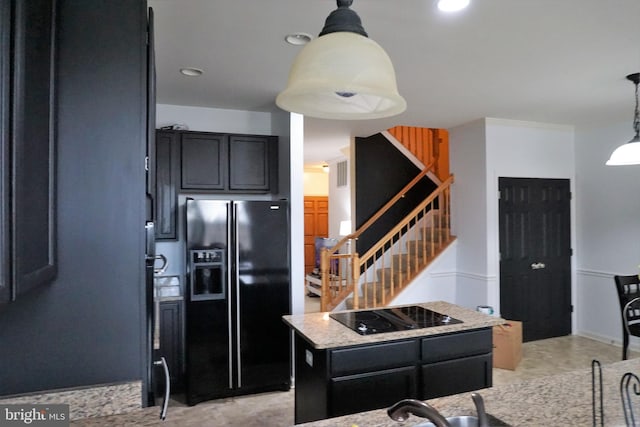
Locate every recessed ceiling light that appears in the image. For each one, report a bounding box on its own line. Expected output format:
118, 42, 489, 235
284, 32, 313, 46
437, 0, 470, 12
180, 67, 204, 77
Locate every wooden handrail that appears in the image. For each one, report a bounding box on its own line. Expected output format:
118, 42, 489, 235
325, 161, 436, 257
359, 174, 454, 262
320, 175, 454, 311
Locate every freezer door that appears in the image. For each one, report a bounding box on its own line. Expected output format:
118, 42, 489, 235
234, 201, 291, 391
185, 199, 230, 251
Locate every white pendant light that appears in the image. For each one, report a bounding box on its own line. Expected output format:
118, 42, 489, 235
606, 73, 640, 166
276, 0, 406, 120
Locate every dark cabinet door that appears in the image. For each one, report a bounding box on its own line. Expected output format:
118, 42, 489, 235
181, 132, 227, 190
10, 0, 57, 299
176, 131, 277, 193
420, 353, 492, 399
330, 366, 417, 417
228, 135, 277, 191
157, 300, 184, 391
155, 130, 178, 240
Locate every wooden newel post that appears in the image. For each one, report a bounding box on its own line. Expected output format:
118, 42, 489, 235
320, 248, 329, 312
352, 252, 360, 309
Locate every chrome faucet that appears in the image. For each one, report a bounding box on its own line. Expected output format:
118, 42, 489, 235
388, 394, 490, 427
387, 399, 451, 427
471, 392, 489, 427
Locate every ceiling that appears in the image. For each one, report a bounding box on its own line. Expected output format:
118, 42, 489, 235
149, 0, 640, 165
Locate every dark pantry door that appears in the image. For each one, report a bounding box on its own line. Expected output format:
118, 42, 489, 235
499, 177, 572, 342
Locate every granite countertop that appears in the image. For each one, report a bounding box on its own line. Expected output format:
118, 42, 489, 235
283, 301, 505, 349
297, 357, 640, 426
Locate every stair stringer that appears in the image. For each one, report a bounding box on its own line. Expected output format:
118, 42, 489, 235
389, 239, 458, 305
342, 207, 455, 310
381, 130, 442, 186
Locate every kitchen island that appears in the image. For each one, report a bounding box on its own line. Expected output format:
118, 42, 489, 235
296, 356, 640, 426
283, 301, 505, 424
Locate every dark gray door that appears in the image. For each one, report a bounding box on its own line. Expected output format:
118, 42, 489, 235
11, 0, 57, 299
499, 178, 572, 342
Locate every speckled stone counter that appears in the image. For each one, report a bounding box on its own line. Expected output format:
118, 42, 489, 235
297, 358, 640, 426
0, 382, 142, 420
282, 301, 505, 349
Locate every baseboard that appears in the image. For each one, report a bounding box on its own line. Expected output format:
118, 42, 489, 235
576, 331, 640, 354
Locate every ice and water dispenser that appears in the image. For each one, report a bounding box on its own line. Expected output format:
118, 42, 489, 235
189, 249, 226, 301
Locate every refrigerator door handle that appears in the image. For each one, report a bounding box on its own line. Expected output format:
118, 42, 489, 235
234, 203, 242, 388
227, 202, 234, 390
153, 357, 170, 420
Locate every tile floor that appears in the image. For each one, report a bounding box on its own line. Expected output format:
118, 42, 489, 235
70, 332, 635, 427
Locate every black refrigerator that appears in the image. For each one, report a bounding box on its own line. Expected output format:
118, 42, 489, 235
184, 198, 291, 405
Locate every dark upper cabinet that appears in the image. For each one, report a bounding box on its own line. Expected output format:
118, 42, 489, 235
1, 0, 57, 304
178, 131, 277, 193
155, 130, 179, 240
180, 132, 227, 191
228, 135, 277, 192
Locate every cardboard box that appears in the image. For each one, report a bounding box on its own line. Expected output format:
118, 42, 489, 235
492, 320, 522, 370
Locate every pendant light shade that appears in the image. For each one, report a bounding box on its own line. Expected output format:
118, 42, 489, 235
606, 73, 640, 166
606, 138, 640, 166
276, 0, 406, 120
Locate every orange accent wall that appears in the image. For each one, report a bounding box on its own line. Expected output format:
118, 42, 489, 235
387, 126, 450, 182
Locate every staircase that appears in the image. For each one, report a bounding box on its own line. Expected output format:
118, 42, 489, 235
320, 127, 455, 311
346, 208, 454, 309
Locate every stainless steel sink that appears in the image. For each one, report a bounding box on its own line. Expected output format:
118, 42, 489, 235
414, 414, 509, 427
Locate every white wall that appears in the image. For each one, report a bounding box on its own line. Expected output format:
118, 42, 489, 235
485, 118, 576, 317
287, 113, 306, 315
391, 242, 458, 305
328, 154, 351, 239
449, 118, 576, 314
449, 119, 489, 309
575, 120, 640, 346
303, 170, 329, 196
156, 104, 271, 134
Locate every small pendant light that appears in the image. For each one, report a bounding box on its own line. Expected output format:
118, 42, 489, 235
276, 0, 406, 120
606, 73, 640, 166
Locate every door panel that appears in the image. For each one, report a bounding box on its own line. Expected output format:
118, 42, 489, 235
12, 0, 57, 298
304, 196, 329, 274
499, 178, 571, 342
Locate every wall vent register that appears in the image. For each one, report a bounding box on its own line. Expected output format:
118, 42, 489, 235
330, 305, 462, 335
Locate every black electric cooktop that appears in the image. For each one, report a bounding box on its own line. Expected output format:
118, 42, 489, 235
329, 305, 463, 335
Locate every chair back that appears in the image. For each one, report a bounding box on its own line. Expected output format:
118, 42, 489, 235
615, 275, 640, 302
624, 297, 640, 336
615, 275, 640, 335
